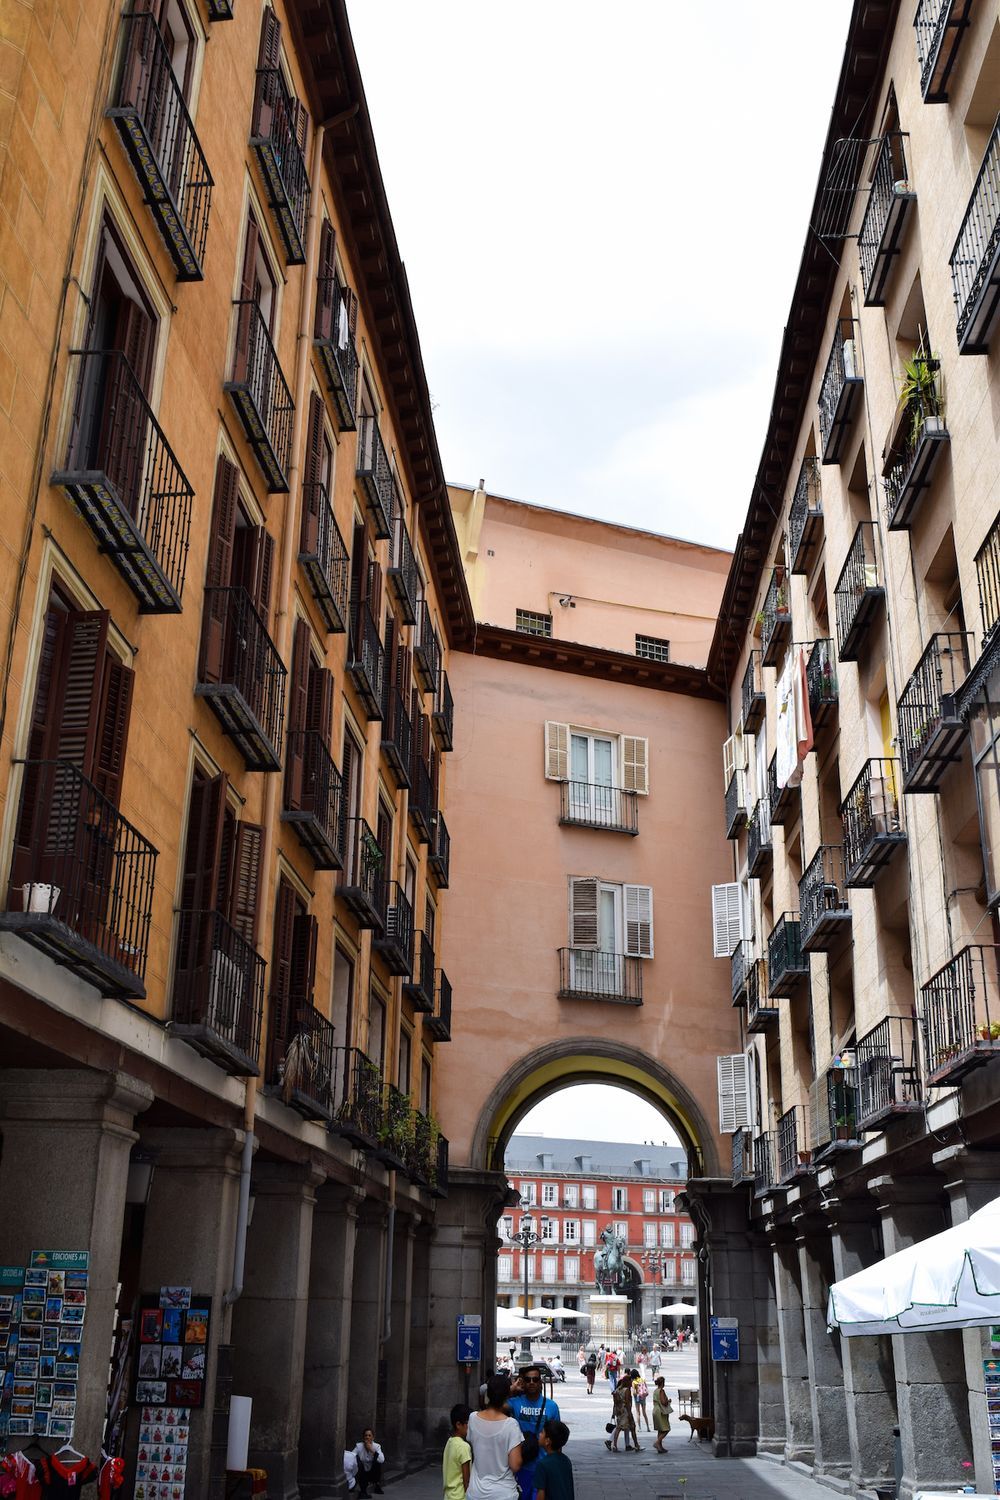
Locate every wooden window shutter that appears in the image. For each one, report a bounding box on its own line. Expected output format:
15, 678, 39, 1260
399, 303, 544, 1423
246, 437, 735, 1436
716, 1054, 751, 1134
314, 220, 336, 340
347, 286, 358, 337
624, 884, 653, 958
367, 558, 383, 625
544, 722, 569, 781
229, 820, 264, 946
569, 877, 598, 950
200, 456, 240, 685
621, 736, 649, 795
304, 391, 325, 489
257, 6, 281, 67
284, 619, 311, 812
292, 97, 309, 155
269, 877, 297, 1050
92, 655, 135, 808
290, 910, 318, 1013
233, 527, 275, 625
233, 218, 261, 380
47, 610, 110, 774
349, 522, 368, 637
306, 664, 334, 742
174, 772, 228, 994
711, 882, 743, 958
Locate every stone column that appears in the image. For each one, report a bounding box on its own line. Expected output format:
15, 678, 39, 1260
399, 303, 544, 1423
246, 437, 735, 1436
230, 1161, 324, 1499
795, 1212, 849, 1485
773, 1233, 814, 1466
871, 1174, 970, 1500
0, 1068, 153, 1463
406, 1224, 433, 1461
827, 1197, 897, 1495
298, 1184, 361, 1497
754, 1236, 786, 1456
346, 1199, 388, 1442
138, 1126, 245, 1500
381, 1213, 415, 1466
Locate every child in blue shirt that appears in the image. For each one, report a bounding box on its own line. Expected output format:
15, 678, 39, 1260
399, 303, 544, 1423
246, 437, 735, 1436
535, 1419, 573, 1500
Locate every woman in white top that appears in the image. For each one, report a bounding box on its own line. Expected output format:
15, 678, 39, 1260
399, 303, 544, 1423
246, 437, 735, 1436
467, 1373, 523, 1500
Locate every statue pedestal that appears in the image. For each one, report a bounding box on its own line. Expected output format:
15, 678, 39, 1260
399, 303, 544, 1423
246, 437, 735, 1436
587, 1294, 630, 1343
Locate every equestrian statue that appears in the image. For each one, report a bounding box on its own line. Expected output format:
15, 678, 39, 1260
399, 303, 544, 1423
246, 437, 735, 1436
593, 1224, 627, 1290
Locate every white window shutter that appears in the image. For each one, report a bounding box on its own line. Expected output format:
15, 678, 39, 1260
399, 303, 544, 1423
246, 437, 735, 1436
717, 1054, 751, 1133
711, 882, 743, 958
722, 730, 745, 789
621, 736, 649, 795
569, 877, 599, 948
624, 884, 653, 957
544, 722, 569, 780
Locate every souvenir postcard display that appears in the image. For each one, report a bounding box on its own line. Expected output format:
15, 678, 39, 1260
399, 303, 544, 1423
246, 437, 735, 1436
0, 1250, 89, 1440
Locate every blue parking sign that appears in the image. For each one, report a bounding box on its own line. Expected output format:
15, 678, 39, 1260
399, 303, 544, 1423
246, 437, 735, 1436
710, 1316, 739, 1361
457, 1315, 482, 1363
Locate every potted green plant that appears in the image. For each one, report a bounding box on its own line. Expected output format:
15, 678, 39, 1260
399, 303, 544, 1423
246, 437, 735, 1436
898, 349, 945, 450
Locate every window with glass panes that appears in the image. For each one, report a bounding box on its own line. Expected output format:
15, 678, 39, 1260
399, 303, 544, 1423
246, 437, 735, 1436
660, 1222, 675, 1248
582, 1185, 597, 1209
643, 1223, 657, 1247
515, 608, 552, 637
582, 1221, 596, 1246
564, 1256, 580, 1282
635, 633, 670, 662
542, 1182, 557, 1205
498, 1255, 513, 1282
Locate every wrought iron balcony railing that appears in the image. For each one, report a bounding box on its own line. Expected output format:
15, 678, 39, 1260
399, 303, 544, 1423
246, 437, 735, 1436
431, 1131, 449, 1197
768, 753, 799, 828
761, 567, 791, 667
409, 740, 434, 843
299, 482, 349, 633
884, 363, 950, 531
811, 1064, 862, 1160
835, 521, 884, 661
858, 132, 915, 307
819, 318, 863, 464
777, 1105, 812, 1183
746, 957, 777, 1032
977, 512, 1000, 648
108, 10, 212, 279
806, 638, 838, 728
799, 845, 851, 952
431, 671, 454, 753
559, 781, 638, 834
282, 729, 344, 870
741, 649, 765, 733
225, 299, 294, 492
267, 1002, 336, 1122
767, 913, 808, 998
331, 1047, 383, 1148
387, 513, 419, 625
557, 949, 643, 1006
429, 811, 450, 888
373, 881, 414, 976
950, 114, 1000, 354
731, 939, 749, 1006
856, 1015, 922, 1130
377, 1084, 413, 1169
414, 600, 441, 694
171, 907, 264, 1075
52, 349, 192, 612
753, 1130, 775, 1196
355, 414, 394, 540
250, 67, 309, 264
406, 1108, 438, 1187
732, 1126, 752, 1187
197, 587, 286, 771
841, 758, 905, 887
747, 798, 772, 878
1, 759, 157, 1000
725, 768, 749, 839
897, 632, 971, 793
339, 817, 385, 931
403, 928, 435, 1013
922, 944, 1000, 1086
427, 969, 452, 1041
314, 270, 358, 429
380, 685, 412, 789
915, 0, 972, 102
788, 457, 823, 574
347, 602, 385, 721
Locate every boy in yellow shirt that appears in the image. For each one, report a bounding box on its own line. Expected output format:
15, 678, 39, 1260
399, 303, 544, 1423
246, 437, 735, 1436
442, 1404, 472, 1499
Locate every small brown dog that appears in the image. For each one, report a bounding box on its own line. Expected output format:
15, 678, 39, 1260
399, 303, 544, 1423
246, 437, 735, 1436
679, 1413, 716, 1442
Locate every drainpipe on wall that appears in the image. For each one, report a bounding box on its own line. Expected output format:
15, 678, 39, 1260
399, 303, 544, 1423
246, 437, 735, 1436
222, 1086, 256, 1318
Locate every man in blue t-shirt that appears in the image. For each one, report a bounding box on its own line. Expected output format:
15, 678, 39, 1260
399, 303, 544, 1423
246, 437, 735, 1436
510, 1367, 560, 1500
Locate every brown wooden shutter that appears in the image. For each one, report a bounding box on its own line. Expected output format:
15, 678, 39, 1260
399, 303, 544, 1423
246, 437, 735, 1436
257, 6, 281, 67
268, 877, 296, 1054
48, 610, 110, 773
233, 219, 260, 380
349, 522, 368, 638
307, 665, 333, 741
569, 877, 599, 949
117, 296, 153, 393
199, 456, 239, 685
301, 391, 325, 566
367, 558, 383, 626
347, 287, 358, 337
290, 910, 318, 1013
93, 656, 135, 807
284, 618, 311, 811
314, 220, 336, 341
234, 527, 275, 626
174, 772, 227, 1001
229, 820, 263, 946
292, 97, 309, 156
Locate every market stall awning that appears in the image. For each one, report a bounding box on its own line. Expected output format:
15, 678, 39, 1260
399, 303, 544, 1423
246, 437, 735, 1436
528, 1305, 590, 1318
656, 1302, 699, 1316
496, 1309, 549, 1339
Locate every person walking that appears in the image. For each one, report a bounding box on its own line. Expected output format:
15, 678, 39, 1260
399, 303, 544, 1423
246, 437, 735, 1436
649, 1344, 661, 1378
443, 1405, 472, 1500
509, 1365, 560, 1500
583, 1351, 597, 1395
605, 1371, 639, 1453
631, 1369, 650, 1431
468, 1374, 523, 1500
652, 1376, 673, 1454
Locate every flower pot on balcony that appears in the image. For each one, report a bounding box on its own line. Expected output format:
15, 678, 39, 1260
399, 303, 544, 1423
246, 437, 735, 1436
22, 882, 60, 914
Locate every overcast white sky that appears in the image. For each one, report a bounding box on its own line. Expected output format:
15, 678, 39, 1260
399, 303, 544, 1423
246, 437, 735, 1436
515, 1084, 681, 1146
346, 2, 853, 551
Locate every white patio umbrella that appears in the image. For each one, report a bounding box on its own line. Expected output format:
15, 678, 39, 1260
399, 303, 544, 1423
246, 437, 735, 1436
528, 1305, 591, 1318
828, 1193, 1000, 1336
495, 1309, 549, 1339
655, 1302, 699, 1316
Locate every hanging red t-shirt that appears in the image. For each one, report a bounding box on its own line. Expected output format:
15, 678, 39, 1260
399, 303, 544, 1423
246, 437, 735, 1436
35, 1456, 98, 1497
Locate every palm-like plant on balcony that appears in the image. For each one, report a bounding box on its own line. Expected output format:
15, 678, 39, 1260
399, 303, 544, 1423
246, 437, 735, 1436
898, 347, 945, 448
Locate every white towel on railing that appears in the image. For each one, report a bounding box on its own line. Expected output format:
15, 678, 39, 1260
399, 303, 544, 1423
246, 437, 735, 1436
776, 649, 814, 789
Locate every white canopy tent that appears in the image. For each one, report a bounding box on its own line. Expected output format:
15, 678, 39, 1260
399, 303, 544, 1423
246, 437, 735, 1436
655, 1302, 699, 1317
496, 1309, 549, 1340
528, 1305, 591, 1319
827, 1194, 1000, 1336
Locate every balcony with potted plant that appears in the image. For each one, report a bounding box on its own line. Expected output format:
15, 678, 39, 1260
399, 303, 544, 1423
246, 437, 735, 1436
819, 318, 863, 464
788, 456, 823, 575
855, 1015, 922, 1131
811, 1063, 862, 1161
841, 758, 906, 887
799, 844, 851, 952
777, 1104, 813, 1183
883, 353, 950, 531
922, 944, 1000, 1087
805, 639, 838, 729
761, 566, 791, 667
834, 521, 884, 661
767, 912, 809, 998
746, 956, 777, 1033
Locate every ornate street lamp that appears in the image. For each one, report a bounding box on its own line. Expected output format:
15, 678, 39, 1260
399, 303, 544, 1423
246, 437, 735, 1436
512, 1201, 547, 1355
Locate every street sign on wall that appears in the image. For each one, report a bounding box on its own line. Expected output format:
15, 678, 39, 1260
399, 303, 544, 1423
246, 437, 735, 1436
457, 1315, 482, 1363
710, 1315, 739, 1361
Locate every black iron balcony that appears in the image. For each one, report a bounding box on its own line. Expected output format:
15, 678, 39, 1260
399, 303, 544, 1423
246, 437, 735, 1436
559, 781, 638, 834
314, 271, 358, 429
403, 928, 435, 1013
732, 1127, 752, 1187
724, 768, 749, 839
731, 939, 749, 1006
819, 318, 863, 464
922, 944, 1000, 1086
788, 457, 823, 575
414, 599, 441, 694
557, 949, 643, 1006
282, 729, 344, 870
225, 300, 294, 492
428, 812, 450, 888
377, 1084, 412, 1169
339, 817, 384, 931
171, 907, 264, 1075
777, 1105, 813, 1183
197, 587, 286, 771
347, 602, 385, 721
380, 685, 412, 789
331, 1047, 383, 1148
768, 753, 799, 828
410, 741, 434, 843
356, 414, 394, 540
752, 1130, 775, 1196
387, 513, 419, 626
299, 482, 349, 633
406, 1108, 437, 1187
250, 67, 309, 264
835, 521, 884, 661
761, 567, 791, 667
52, 349, 192, 612
812, 1065, 862, 1160
108, 10, 212, 279
799, 845, 851, 952
976, 513, 1000, 648
747, 799, 772, 878
915, 0, 972, 101
858, 133, 916, 307
898, 632, 971, 793
806, 639, 838, 728
856, 1015, 922, 1130
741, 649, 765, 733
431, 1132, 450, 1196
427, 969, 452, 1041
767, 913, 808, 999
1, 760, 156, 999
373, 881, 414, 976
951, 115, 1000, 353
841, 758, 905, 887
267, 1003, 336, 1122
747, 957, 777, 1033
884, 362, 950, 531
431, 671, 454, 753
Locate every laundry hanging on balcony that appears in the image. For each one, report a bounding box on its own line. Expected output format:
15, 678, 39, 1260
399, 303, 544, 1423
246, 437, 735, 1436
775, 648, 814, 789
